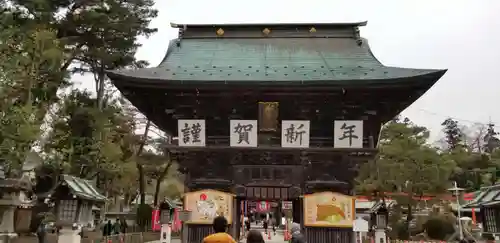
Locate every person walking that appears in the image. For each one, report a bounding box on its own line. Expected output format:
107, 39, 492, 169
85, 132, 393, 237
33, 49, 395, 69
121, 219, 128, 234
272, 218, 277, 235
112, 219, 121, 235
102, 220, 113, 236
245, 218, 251, 233
246, 230, 265, 243
262, 218, 268, 235
202, 216, 236, 243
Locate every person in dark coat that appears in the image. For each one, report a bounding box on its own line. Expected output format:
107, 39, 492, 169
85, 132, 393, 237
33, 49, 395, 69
290, 222, 306, 243
245, 218, 251, 232
272, 218, 277, 235
103, 220, 113, 236
262, 219, 268, 235
121, 219, 128, 234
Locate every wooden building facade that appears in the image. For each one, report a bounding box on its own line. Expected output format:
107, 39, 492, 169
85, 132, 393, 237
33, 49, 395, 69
107, 22, 446, 243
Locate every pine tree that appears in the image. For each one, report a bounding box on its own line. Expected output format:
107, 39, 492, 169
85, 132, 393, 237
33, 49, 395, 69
441, 118, 464, 150
484, 123, 500, 153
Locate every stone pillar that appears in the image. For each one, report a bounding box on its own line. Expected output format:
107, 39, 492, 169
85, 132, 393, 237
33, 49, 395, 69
0, 192, 19, 241
160, 224, 171, 243
0, 207, 15, 235
374, 229, 387, 243
57, 225, 82, 243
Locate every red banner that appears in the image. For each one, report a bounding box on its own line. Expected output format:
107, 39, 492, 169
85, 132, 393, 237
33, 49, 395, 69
152, 209, 160, 231
171, 208, 182, 232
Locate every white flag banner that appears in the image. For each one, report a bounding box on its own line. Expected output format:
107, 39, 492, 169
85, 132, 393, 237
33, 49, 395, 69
281, 120, 310, 148
177, 119, 206, 147
334, 120, 363, 148
230, 120, 258, 147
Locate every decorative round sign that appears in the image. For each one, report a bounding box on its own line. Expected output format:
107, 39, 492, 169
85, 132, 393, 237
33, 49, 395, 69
200, 193, 207, 201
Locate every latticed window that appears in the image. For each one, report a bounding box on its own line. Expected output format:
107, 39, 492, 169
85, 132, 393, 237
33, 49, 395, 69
58, 200, 77, 221
79, 202, 90, 222
485, 208, 497, 232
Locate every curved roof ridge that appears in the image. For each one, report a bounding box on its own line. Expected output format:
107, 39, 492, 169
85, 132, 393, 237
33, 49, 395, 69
158, 39, 177, 66
361, 38, 384, 66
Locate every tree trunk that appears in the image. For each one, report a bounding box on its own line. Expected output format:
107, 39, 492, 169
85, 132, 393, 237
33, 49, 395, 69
406, 192, 414, 240
153, 160, 173, 206
137, 120, 151, 205
96, 64, 106, 110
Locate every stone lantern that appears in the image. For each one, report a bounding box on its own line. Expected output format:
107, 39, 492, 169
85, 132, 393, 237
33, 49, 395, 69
159, 201, 173, 224
0, 174, 33, 241
53, 175, 106, 243
158, 199, 180, 243
372, 202, 388, 243
375, 203, 388, 229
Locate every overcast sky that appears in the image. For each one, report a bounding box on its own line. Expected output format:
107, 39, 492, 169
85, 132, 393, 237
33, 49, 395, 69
75, 0, 500, 143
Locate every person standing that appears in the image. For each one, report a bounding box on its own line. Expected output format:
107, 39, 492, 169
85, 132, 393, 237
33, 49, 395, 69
113, 219, 121, 235
202, 216, 236, 243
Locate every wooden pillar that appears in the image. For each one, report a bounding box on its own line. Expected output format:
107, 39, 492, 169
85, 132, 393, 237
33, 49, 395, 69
230, 197, 238, 239
292, 197, 302, 224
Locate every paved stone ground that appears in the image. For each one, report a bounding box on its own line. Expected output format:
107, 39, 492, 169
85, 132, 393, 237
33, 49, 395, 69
240, 228, 287, 243
147, 224, 287, 243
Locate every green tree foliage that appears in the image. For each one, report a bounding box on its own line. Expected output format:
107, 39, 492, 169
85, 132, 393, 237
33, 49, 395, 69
357, 117, 456, 238
423, 216, 455, 240
357, 117, 455, 195
0, 25, 65, 177
440, 120, 500, 189
484, 123, 500, 153
442, 118, 464, 150
357, 116, 500, 240
43, 90, 137, 192
2, 0, 157, 115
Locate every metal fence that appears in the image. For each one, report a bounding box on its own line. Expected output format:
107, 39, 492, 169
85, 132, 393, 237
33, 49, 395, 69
91, 233, 144, 243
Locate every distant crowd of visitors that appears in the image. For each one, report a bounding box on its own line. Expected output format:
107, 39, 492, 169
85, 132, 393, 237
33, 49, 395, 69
203, 215, 305, 243
102, 218, 128, 236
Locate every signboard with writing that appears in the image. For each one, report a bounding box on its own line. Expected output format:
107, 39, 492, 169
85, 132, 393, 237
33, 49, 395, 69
282, 201, 293, 210
353, 218, 369, 232
303, 191, 355, 227
230, 120, 258, 147
334, 120, 363, 148
281, 120, 310, 148
183, 189, 233, 224
178, 119, 206, 147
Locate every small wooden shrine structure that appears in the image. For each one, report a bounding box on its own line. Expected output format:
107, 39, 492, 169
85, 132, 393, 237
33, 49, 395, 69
108, 22, 446, 243
463, 184, 500, 239
47, 174, 106, 228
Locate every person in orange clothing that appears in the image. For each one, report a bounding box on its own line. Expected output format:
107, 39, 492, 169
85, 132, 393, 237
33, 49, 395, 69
202, 216, 236, 243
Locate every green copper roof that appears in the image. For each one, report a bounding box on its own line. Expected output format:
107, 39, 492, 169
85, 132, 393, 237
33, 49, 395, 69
107, 25, 446, 84
62, 174, 107, 202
